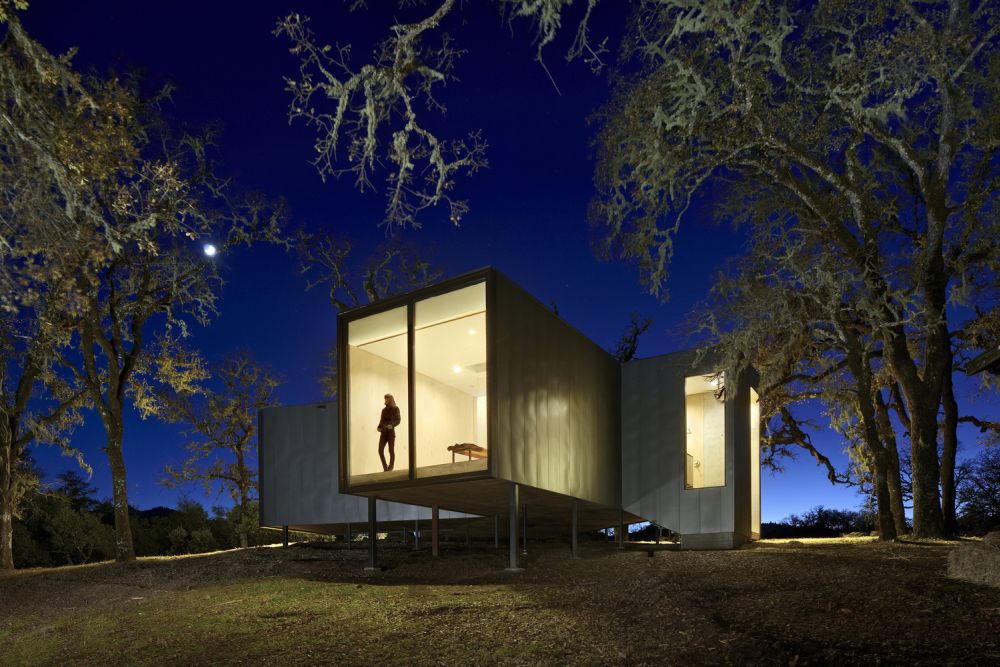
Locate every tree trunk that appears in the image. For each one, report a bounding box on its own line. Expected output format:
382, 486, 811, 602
0, 475, 12, 571
871, 450, 896, 541
1, 421, 17, 571
105, 418, 135, 562
884, 333, 946, 538
874, 391, 908, 535
940, 358, 958, 536
237, 449, 250, 550
238, 500, 249, 550
839, 326, 895, 540
885, 438, 908, 536
909, 404, 945, 538
0, 501, 11, 571
911, 227, 950, 539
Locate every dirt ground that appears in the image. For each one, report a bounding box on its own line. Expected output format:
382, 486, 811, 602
1, 537, 998, 666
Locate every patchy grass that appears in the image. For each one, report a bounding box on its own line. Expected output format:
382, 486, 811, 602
1, 538, 999, 665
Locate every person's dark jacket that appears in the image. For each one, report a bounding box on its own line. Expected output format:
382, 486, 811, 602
378, 406, 401, 432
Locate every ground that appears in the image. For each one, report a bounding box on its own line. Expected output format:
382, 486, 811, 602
1, 537, 998, 666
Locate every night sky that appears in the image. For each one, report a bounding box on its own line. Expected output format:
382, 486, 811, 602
18, 1, 996, 523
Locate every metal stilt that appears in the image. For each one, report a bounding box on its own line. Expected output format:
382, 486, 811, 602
618, 509, 625, 550
365, 497, 378, 571
571, 500, 579, 559
521, 504, 528, 556
506, 483, 522, 571
432, 506, 439, 557
282, 525, 289, 548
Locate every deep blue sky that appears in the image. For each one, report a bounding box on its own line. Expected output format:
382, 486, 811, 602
19, 1, 996, 523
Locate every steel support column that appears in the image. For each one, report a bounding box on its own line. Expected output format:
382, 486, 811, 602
571, 500, 579, 559
282, 525, 289, 548
521, 504, 528, 556
346, 522, 351, 550
618, 509, 625, 550
506, 483, 522, 571
365, 496, 378, 571
494, 515, 500, 549
432, 506, 439, 557
414, 519, 420, 550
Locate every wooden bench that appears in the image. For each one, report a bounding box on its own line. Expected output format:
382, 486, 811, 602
447, 443, 487, 463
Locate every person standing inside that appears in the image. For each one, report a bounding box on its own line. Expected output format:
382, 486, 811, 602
377, 394, 401, 471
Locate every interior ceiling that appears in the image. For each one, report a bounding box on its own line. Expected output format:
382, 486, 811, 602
359, 311, 487, 396
347, 283, 485, 347
685, 373, 725, 397
348, 306, 407, 347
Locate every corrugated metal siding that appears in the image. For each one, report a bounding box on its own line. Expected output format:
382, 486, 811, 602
259, 403, 468, 526
622, 357, 683, 530
621, 351, 744, 537
491, 274, 620, 508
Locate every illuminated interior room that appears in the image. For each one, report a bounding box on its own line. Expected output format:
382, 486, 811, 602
343, 281, 490, 487
685, 374, 726, 490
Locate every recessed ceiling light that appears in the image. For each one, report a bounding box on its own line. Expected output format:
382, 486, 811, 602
468, 328, 476, 335
452, 364, 462, 374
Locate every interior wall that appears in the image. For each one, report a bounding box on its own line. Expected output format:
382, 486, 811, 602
475, 396, 487, 448
348, 346, 409, 477
686, 392, 726, 488
414, 371, 477, 468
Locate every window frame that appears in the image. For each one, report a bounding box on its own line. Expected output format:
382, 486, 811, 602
338, 269, 494, 493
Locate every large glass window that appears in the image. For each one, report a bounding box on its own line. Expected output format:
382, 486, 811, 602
414, 283, 487, 478
685, 374, 726, 489
347, 306, 409, 485
750, 386, 761, 537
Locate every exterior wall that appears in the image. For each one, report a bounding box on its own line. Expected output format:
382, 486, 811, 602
490, 273, 621, 508
731, 370, 753, 544
259, 403, 468, 527
622, 350, 753, 548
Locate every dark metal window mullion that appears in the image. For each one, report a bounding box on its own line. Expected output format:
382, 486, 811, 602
339, 316, 350, 488
407, 302, 416, 480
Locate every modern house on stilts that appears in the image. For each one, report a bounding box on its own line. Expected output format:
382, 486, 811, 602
259, 268, 761, 568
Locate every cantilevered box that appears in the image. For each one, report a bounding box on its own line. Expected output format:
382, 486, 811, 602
337, 268, 622, 523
